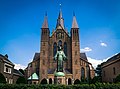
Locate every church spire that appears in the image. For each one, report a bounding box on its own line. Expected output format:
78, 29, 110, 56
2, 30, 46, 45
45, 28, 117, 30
72, 12, 79, 28
42, 12, 48, 28
56, 4, 64, 29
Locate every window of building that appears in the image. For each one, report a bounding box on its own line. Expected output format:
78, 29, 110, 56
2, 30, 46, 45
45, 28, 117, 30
113, 67, 116, 75
53, 42, 57, 56
9, 79, 13, 84
58, 40, 62, 46
64, 42, 67, 56
4, 64, 12, 74
6, 77, 7, 82
6, 67, 8, 72
81, 67, 85, 78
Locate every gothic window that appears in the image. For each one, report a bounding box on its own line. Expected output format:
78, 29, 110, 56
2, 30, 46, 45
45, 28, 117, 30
53, 42, 57, 56
81, 67, 85, 78
64, 42, 67, 56
113, 67, 116, 75
58, 40, 62, 46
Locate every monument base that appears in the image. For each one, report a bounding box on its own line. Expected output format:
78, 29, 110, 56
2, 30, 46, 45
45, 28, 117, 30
54, 76, 65, 84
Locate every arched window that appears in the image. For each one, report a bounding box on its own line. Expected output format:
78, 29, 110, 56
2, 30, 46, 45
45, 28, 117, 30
49, 78, 52, 84
68, 78, 72, 85
58, 40, 62, 46
64, 42, 67, 56
40, 78, 47, 84
53, 42, 57, 56
81, 67, 85, 78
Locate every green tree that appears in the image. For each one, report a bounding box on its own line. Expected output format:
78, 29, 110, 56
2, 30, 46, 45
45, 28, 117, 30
0, 73, 6, 84
115, 74, 120, 83
16, 76, 26, 84
95, 64, 102, 82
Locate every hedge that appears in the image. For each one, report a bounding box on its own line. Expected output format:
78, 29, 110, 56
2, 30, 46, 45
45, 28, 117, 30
0, 83, 120, 89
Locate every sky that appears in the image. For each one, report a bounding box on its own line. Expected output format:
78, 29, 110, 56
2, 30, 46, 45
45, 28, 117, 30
0, 0, 120, 69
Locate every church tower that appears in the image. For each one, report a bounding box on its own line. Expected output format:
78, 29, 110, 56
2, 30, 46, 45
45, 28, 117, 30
40, 13, 50, 82
71, 13, 81, 80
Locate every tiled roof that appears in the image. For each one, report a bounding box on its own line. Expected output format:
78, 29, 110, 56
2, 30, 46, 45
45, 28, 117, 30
72, 15, 79, 28
33, 53, 40, 60
80, 53, 88, 61
0, 54, 14, 65
13, 69, 23, 76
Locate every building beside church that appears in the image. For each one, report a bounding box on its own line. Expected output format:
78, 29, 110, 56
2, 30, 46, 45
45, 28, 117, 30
101, 53, 120, 83
0, 54, 23, 84
25, 10, 95, 84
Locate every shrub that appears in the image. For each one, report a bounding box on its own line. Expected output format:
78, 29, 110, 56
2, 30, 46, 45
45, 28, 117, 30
16, 76, 27, 84
0, 73, 6, 84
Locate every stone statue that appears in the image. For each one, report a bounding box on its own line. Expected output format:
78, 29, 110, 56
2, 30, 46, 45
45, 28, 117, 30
54, 46, 67, 72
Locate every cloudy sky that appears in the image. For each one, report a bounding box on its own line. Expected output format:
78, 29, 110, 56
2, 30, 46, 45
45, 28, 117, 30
0, 0, 120, 69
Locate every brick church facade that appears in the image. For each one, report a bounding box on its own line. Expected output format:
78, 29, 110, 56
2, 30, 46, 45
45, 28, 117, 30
25, 10, 95, 84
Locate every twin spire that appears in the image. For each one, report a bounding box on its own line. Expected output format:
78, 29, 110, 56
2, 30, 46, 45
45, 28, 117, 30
42, 12, 48, 28
42, 10, 79, 29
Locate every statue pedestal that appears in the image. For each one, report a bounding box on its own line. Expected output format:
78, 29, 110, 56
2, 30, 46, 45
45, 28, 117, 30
54, 76, 65, 84
54, 72, 65, 84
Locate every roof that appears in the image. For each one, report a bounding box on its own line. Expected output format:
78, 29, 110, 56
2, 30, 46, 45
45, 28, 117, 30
56, 9, 64, 29
28, 73, 39, 80
13, 69, 23, 76
106, 53, 120, 62
0, 54, 14, 65
42, 13, 48, 28
33, 53, 40, 60
72, 15, 79, 28
80, 53, 88, 61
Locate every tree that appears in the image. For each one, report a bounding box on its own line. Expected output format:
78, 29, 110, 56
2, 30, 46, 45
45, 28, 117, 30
115, 74, 120, 83
0, 73, 6, 84
16, 76, 26, 84
95, 64, 102, 82
19, 69, 25, 75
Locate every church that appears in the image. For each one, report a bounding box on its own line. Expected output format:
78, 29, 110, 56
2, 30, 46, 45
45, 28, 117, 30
25, 10, 95, 84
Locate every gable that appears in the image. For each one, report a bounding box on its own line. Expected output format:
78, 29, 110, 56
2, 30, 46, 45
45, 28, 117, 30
51, 25, 70, 39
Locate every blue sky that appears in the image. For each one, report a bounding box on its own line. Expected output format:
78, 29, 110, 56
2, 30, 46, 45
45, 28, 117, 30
0, 0, 120, 69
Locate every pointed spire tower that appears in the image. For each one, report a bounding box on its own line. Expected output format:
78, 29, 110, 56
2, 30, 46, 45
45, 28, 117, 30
41, 12, 49, 41
72, 12, 79, 28
71, 12, 80, 80
40, 12, 50, 80
56, 4, 64, 29
42, 12, 48, 28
